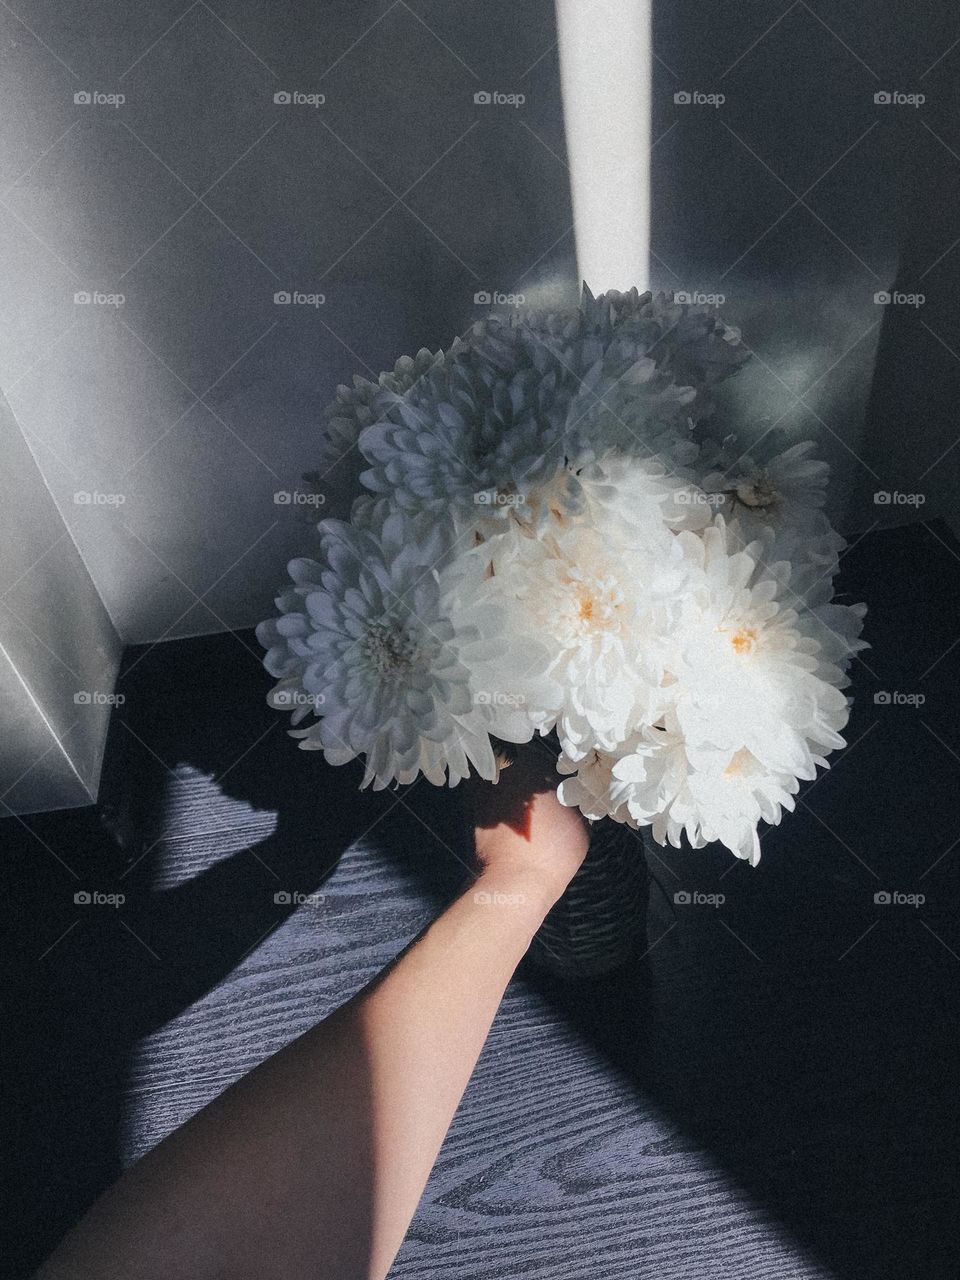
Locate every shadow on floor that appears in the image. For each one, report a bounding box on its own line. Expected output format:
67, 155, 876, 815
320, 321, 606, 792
6, 523, 960, 1279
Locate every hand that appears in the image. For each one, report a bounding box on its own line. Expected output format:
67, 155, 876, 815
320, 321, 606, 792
465, 741, 589, 914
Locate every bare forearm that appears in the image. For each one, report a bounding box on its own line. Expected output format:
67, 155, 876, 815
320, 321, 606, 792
36, 867, 556, 1280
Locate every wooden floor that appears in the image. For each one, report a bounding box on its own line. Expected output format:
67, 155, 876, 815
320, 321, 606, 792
6, 522, 960, 1278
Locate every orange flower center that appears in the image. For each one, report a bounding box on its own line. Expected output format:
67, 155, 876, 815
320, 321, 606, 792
730, 626, 758, 655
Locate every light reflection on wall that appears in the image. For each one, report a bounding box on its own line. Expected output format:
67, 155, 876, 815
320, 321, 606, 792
555, 0, 651, 293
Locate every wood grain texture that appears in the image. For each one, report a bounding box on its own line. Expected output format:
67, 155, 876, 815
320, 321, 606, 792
6, 523, 960, 1279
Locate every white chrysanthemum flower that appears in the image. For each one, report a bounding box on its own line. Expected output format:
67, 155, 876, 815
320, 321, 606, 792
358, 344, 577, 540
611, 727, 800, 865
256, 515, 557, 789
264, 286, 866, 868
700, 439, 845, 579
312, 348, 446, 494
479, 516, 687, 758
669, 519, 853, 778
356, 287, 750, 537
573, 447, 714, 537
557, 742, 639, 825
555, 517, 866, 861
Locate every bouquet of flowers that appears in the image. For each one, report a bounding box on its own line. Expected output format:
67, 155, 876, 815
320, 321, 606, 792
257, 287, 866, 865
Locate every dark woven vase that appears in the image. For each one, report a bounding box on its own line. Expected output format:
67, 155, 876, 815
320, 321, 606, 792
526, 818, 650, 978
